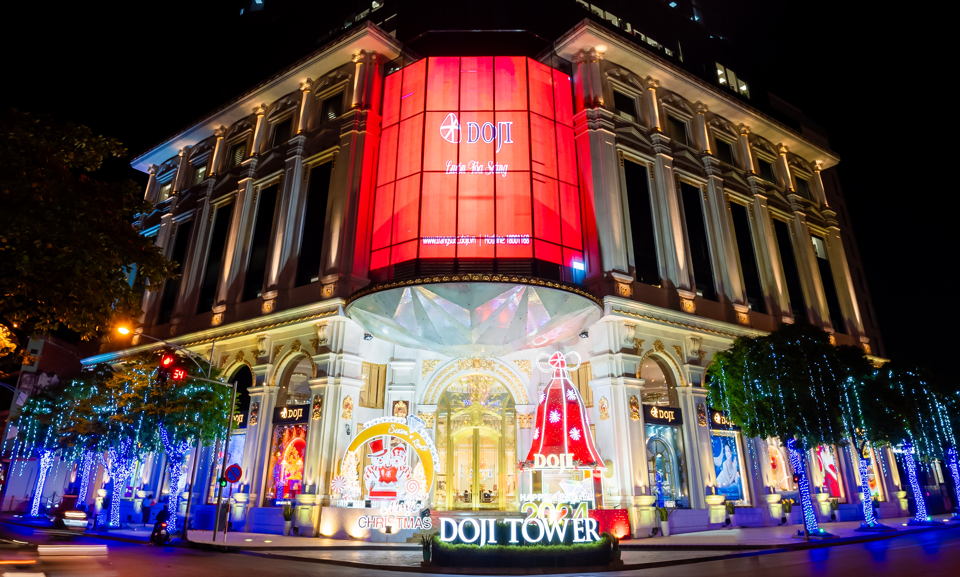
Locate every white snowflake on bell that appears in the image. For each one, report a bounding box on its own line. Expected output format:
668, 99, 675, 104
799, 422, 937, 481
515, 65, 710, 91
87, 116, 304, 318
569, 427, 581, 441
566, 388, 577, 401
539, 392, 546, 405
533, 427, 540, 440
549, 410, 561, 424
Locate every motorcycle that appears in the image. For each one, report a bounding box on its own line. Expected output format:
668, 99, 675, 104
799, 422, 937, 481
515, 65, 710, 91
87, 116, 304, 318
149, 519, 171, 546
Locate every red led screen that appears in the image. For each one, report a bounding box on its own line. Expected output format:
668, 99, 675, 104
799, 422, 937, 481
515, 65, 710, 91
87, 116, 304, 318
371, 57, 585, 271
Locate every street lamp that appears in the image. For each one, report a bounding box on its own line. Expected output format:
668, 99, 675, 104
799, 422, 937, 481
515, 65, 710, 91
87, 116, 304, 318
115, 326, 237, 542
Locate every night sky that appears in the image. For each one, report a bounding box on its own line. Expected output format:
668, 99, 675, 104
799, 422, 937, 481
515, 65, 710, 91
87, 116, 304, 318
3, 2, 946, 375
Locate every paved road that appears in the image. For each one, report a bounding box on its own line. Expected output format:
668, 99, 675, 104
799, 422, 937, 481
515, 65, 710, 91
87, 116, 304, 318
1, 522, 958, 576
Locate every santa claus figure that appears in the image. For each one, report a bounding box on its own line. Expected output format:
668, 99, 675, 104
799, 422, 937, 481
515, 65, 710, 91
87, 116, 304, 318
363, 437, 409, 503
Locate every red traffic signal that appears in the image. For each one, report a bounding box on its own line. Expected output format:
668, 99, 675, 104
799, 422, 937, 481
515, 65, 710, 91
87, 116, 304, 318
160, 352, 177, 369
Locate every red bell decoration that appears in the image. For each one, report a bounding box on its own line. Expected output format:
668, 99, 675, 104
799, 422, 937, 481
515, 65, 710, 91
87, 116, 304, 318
525, 352, 605, 470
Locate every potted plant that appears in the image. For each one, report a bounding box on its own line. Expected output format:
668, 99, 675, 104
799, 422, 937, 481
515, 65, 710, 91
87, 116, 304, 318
656, 506, 672, 536
829, 498, 839, 521
281, 503, 294, 536
725, 501, 737, 527
782, 499, 799, 525
420, 533, 433, 562
610, 534, 621, 562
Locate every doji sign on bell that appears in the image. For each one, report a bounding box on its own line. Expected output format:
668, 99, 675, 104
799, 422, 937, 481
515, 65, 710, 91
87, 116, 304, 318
439, 113, 513, 152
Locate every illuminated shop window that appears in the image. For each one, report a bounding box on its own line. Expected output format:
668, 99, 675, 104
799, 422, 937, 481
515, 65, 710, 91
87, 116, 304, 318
360, 362, 386, 409
711, 430, 748, 505
208, 432, 247, 503
612, 90, 638, 122
369, 57, 590, 281
812, 445, 845, 502
646, 424, 690, 508
265, 424, 307, 504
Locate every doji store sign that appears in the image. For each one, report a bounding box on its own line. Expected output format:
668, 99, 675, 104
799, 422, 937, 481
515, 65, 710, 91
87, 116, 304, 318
438, 517, 601, 547
644, 405, 682, 425
369, 56, 591, 272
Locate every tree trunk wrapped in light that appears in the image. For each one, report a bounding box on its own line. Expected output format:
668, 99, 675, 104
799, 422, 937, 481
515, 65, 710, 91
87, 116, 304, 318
902, 441, 927, 523
160, 428, 192, 532
946, 447, 960, 518
76, 452, 96, 510
30, 450, 55, 517
108, 439, 137, 527
787, 438, 819, 533
856, 443, 878, 525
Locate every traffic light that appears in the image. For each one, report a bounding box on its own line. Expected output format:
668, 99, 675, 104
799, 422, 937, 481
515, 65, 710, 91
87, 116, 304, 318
170, 366, 188, 382
160, 352, 177, 371
158, 350, 187, 383
218, 477, 228, 488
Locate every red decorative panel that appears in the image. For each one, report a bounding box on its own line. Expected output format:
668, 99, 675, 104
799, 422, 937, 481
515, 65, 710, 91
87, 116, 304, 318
589, 509, 631, 540
370, 57, 589, 272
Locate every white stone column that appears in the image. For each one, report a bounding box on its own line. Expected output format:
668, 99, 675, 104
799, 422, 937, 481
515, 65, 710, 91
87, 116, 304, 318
791, 212, 831, 329
267, 135, 308, 293
241, 382, 279, 529
642, 76, 662, 132
587, 320, 647, 535
750, 194, 789, 321
214, 160, 258, 321
694, 102, 712, 154
676, 387, 710, 510
297, 79, 313, 134
384, 359, 417, 419
172, 147, 191, 194
573, 48, 628, 280
776, 144, 793, 191
650, 133, 695, 311
310, 316, 365, 506
822, 224, 864, 338
811, 161, 829, 207
144, 164, 159, 203
321, 52, 385, 296
250, 104, 268, 157
209, 126, 227, 177
703, 157, 746, 312
737, 124, 755, 174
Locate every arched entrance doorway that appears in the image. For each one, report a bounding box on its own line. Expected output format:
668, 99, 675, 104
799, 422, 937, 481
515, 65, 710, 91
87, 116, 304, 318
436, 375, 517, 511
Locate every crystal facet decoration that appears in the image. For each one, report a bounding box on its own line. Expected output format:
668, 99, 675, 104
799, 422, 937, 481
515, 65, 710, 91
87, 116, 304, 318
347, 283, 601, 357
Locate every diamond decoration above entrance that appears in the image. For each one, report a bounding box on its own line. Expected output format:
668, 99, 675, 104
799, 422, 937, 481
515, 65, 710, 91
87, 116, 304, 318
347, 283, 601, 357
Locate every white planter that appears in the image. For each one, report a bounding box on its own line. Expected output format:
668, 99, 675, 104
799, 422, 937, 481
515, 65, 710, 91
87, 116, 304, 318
660, 520, 671, 537
284, 520, 292, 536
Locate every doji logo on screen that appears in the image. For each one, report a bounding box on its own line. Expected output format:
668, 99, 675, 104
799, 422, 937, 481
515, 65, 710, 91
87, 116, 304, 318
440, 113, 512, 177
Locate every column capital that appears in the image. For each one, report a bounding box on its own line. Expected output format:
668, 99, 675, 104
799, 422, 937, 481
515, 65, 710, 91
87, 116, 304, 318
253, 103, 268, 116
642, 76, 660, 90
214, 125, 228, 138
738, 123, 751, 135
814, 160, 824, 172
695, 100, 709, 114
147, 164, 159, 175
300, 78, 314, 92
776, 143, 789, 156
352, 49, 382, 65
178, 146, 189, 157
573, 47, 603, 64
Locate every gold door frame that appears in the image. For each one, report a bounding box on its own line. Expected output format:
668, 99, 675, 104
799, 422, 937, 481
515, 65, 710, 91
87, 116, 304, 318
447, 426, 504, 510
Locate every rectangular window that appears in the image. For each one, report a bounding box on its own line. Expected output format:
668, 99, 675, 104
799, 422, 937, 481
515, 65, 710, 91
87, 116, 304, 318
567, 362, 593, 407
242, 184, 280, 302
714, 139, 734, 165
715, 63, 728, 86
773, 219, 807, 321
613, 90, 638, 122
680, 182, 716, 300
729, 203, 767, 314
666, 116, 688, 146
295, 162, 333, 286
157, 220, 194, 325
272, 117, 293, 148
321, 93, 343, 122
192, 163, 207, 187
157, 182, 173, 202
795, 176, 811, 198
360, 362, 386, 409
812, 235, 845, 333
623, 159, 660, 286
757, 158, 775, 183
229, 142, 247, 168
196, 203, 234, 314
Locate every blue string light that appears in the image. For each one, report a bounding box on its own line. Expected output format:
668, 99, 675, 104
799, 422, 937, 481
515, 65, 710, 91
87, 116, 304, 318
75, 452, 95, 509
655, 471, 665, 509
947, 448, 960, 518
856, 444, 878, 525
902, 441, 927, 523
786, 438, 819, 533
29, 450, 54, 517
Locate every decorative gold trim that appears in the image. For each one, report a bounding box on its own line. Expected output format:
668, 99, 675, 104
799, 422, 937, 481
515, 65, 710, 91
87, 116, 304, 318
421, 359, 440, 379
269, 349, 318, 386
612, 307, 741, 338
346, 275, 602, 308
182, 308, 339, 347
422, 358, 529, 405
512, 360, 531, 378
672, 345, 684, 360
